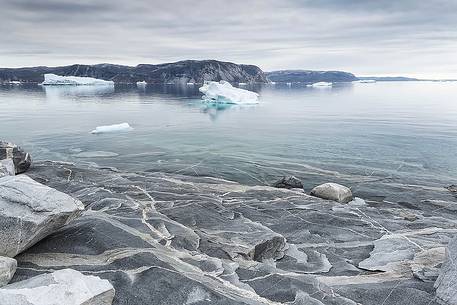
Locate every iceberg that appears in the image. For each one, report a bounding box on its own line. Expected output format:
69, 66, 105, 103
6, 81, 22, 85
136, 81, 147, 87
199, 81, 259, 104
307, 82, 333, 88
353, 80, 376, 84
41, 74, 114, 86
90, 123, 132, 134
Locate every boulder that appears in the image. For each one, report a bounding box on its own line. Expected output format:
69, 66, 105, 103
435, 237, 457, 304
0, 268, 115, 305
310, 182, 353, 203
0, 141, 32, 174
0, 159, 15, 177
0, 256, 16, 287
0, 175, 84, 257
272, 175, 303, 189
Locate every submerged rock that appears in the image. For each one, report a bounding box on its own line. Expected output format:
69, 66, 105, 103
0, 175, 84, 257
0, 159, 15, 177
310, 182, 353, 203
0, 141, 32, 174
0, 256, 16, 287
435, 237, 457, 304
0, 268, 114, 305
272, 175, 303, 189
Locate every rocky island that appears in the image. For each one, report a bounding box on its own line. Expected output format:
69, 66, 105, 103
266, 70, 358, 83
1, 142, 456, 305
0, 60, 268, 85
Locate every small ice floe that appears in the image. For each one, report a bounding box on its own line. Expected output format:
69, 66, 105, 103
199, 80, 259, 104
90, 123, 132, 134
186, 82, 195, 86
136, 81, 147, 87
353, 80, 376, 84
41, 74, 114, 86
7, 80, 22, 85
307, 82, 333, 88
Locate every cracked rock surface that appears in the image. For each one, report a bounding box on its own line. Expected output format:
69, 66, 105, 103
9, 160, 457, 305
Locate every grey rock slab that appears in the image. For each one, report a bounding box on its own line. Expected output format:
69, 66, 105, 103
0, 141, 32, 174
12, 161, 455, 305
0, 159, 15, 177
435, 236, 457, 305
310, 183, 353, 203
271, 176, 303, 189
0, 268, 114, 305
0, 175, 84, 257
411, 247, 445, 282
0, 256, 16, 287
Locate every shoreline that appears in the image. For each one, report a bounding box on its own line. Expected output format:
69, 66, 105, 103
1, 158, 455, 304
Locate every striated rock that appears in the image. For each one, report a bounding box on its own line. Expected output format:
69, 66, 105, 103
0, 159, 15, 177
435, 237, 457, 305
272, 175, 303, 189
11, 160, 454, 305
358, 234, 415, 272
0, 175, 84, 257
310, 182, 353, 203
0, 256, 16, 287
411, 247, 445, 282
0, 268, 114, 305
0, 141, 32, 174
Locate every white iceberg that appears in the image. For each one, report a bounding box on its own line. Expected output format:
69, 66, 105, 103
307, 82, 333, 88
41, 74, 114, 86
136, 81, 147, 87
353, 80, 376, 83
7, 80, 22, 85
199, 81, 259, 104
90, 123, 132, 134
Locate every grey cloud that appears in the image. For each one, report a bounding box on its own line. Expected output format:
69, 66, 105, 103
0, 0, 456, 78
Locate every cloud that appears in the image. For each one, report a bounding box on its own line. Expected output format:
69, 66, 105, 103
0, 0, 456, 78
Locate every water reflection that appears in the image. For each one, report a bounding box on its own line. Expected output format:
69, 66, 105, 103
42, 85, 115, 97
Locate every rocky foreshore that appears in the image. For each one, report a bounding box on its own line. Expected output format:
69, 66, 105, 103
1, 144, 457, 304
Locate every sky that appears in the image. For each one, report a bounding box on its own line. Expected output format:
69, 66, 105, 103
1, 0, 457, 78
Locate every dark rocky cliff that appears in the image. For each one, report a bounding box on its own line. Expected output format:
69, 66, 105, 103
0, 60, 268, 84
266, 70, 358, 83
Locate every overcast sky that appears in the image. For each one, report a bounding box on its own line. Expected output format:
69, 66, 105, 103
1, 0, 457, 78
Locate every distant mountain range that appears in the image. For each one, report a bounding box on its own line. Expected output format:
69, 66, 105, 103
357, 76, 419, 81
0, 60, 436, 84
266, 70, 358, 83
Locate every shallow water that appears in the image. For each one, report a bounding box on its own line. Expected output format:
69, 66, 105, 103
1, 81, 457, 197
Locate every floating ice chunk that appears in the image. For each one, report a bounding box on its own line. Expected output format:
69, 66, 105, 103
199, 81, 259, 104
41, 74, 114, 86
353, 80, 376, 83
90, 123, 132, 134
136, 81, 147, 87
307, 82, 333, 88
6, 81, 22, 85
